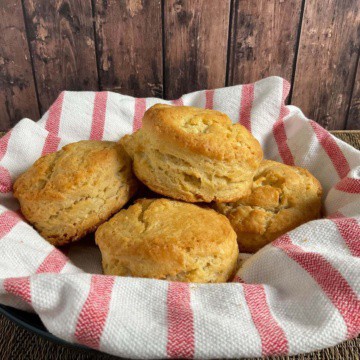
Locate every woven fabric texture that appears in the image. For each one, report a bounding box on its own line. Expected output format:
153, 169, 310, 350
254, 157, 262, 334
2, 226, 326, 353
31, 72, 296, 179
0, 77, 359, 359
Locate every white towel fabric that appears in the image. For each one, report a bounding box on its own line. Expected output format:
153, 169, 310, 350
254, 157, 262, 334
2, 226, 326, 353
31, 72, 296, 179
0, 76, 359, 359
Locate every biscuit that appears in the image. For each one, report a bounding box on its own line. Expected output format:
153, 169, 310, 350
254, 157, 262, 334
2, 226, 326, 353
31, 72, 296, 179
215, 160, 322, 253
95, 198, 239, 283
13, 140, 138, 246
121, 104, 263, 202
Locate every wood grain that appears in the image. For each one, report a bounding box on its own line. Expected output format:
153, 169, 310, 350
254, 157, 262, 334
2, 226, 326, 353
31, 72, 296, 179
1, 0, 360, 130
164, 0, 230, 99
0, 0, 39, 131
94, 0, 163, 98
227, 0, 303, 86
347, 57, 360, 130
291, 0, 360, 130
22, 0, 98, 113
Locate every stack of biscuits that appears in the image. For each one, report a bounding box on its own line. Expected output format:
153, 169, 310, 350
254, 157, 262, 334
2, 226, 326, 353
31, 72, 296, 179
14, 104, 322, 283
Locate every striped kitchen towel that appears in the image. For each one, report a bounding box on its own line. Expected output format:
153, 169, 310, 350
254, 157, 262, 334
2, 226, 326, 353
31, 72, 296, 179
0, 76, 359, 358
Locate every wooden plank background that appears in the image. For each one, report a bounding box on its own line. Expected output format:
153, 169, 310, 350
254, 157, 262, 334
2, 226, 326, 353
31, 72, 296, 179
0, 0, 359, 131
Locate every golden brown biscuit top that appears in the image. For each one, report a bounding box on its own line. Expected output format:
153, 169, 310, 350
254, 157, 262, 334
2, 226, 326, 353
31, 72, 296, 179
218, 160, 322, 215
140, 104, 263, 162
13, 140, 130, 201
96, 198, 237, 263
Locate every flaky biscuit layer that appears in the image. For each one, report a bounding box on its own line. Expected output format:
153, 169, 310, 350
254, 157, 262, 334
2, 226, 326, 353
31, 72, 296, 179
96, 198, 239, 283
14, 140, 138, 245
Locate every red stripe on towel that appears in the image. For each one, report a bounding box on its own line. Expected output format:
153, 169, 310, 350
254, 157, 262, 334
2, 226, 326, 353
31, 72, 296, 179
3, 277, 31, 304
309, 120, 350, 179
0, 130, 12, 161
42, 133, 61, 155
239, 84, 254, 132
42, 92, 64, 155
335, 177, 360, 194
166, 282, 195, 358
273, 234, 360, 338
0, 211, 21, 239
272, 80, 294, 165
133, 98, 146, 132
36, 248, 68, 274
90, 92, 108, 140
243, 284, 288, 356
331, 217, 360, 257
0, 166, 12, 193
75, 275, 115, 349
0, 130, 13, 193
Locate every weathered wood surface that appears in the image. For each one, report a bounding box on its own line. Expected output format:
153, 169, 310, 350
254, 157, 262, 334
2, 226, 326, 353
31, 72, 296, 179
164, 0, 230, 99
0, 0, 39, 130
347, 57, 360, 130
227, 0, 303, 86
22, 0, 98, 112
94, 0, 163, 97
291, 0, 360, 130
0, 0, 360, 130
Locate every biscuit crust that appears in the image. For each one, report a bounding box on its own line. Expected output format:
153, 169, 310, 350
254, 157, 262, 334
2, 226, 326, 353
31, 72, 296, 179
215, 160, 322, 253
95, 198, 239, 283
121, 104, 263, 203
13, 140, 138, 245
